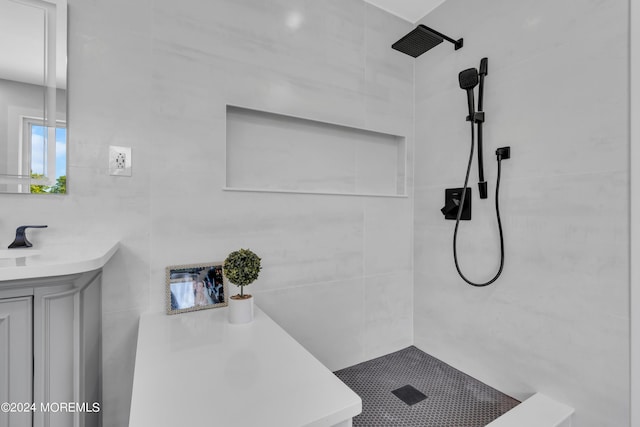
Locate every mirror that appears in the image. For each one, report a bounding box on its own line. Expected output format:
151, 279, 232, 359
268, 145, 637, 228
0, 0, 67, 194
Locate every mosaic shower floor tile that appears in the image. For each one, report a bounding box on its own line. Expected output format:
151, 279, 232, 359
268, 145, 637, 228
334, 346, 519, 426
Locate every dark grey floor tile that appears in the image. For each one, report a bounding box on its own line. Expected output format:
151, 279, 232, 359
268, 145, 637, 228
334, 346, 519, 427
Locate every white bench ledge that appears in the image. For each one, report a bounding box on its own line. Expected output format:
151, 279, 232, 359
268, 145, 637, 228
486, 393, 574, 427
129, 306, 361, 427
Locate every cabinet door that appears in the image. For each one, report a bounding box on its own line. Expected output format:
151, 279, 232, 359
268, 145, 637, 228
33, 272, 102, 427
0, 296, 33, 427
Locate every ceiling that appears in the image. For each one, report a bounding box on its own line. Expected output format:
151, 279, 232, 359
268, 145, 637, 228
363, 0, 447, 23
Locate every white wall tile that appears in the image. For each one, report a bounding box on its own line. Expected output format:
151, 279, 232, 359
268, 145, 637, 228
254, 278, 366, 371
364, 197, 413, 275
413, 0, 629, 426
0, 1, 414, 426
364, 270, 413, 360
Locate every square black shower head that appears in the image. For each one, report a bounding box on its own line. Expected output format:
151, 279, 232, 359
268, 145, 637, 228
392, 26, 443, 58
392, 25, 463, 58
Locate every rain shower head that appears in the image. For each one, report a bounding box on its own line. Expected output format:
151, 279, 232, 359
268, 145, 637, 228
392, 25, 463, 58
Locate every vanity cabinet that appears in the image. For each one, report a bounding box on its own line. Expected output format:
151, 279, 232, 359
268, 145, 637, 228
0, 270, 102, 427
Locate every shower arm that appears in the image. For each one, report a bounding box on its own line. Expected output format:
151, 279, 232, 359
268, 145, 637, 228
417, 25, 464, 50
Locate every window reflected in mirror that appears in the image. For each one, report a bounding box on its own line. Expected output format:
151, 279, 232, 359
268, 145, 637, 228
28, 121, 66, 193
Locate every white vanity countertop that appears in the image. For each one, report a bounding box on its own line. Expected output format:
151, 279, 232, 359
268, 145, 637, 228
0, 240, 119, 281
129, 307, 362, 427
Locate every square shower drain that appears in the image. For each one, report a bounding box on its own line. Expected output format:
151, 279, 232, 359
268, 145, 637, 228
391, 384, 427, 406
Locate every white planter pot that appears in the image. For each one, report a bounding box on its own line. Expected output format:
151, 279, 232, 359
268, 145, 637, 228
228, 294, 254, 324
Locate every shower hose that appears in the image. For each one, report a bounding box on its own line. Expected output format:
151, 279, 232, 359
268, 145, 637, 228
453, 121, 505, 287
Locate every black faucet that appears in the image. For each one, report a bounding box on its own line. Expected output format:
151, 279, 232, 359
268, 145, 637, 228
8, 225, 48, 248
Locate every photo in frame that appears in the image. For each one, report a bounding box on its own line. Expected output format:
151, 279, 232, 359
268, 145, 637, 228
166, 262, 228, 315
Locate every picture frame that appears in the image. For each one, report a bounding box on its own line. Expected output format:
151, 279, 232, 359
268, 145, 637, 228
166, 262, 228, 315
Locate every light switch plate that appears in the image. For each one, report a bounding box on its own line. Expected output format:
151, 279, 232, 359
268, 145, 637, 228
109, 146, 132, 176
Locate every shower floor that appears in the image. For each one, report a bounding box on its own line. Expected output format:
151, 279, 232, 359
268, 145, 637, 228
333, 346, 519, 427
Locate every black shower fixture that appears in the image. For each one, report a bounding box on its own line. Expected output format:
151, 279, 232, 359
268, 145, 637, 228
458, 68, 479, 121
477, 57, 488, 199
458, 66, 488, 199
449, 57, 512, 287
392, 25, 463, 58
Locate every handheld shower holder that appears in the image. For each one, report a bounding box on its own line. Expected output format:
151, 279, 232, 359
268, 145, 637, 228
478, 182, 488, 199
466, 111, 485, 123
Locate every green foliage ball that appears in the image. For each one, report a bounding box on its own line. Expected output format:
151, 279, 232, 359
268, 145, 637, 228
223, 248, 262, 289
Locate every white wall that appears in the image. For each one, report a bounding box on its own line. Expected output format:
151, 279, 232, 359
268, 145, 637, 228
630, 0, 639, 424
0, 1, 414, 426
413, 0, 629, 426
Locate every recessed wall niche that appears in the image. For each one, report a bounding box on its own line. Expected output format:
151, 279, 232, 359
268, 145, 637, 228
225, 106, 407, 197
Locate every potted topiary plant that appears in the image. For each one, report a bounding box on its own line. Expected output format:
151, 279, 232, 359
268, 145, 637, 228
223, 248, 261, 324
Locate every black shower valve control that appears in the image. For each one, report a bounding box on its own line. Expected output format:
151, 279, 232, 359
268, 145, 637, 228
442, 188, 472, 221
496, 146, 511, 160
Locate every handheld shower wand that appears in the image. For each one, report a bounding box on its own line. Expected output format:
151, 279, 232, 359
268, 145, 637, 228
458, 68, 478, 121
